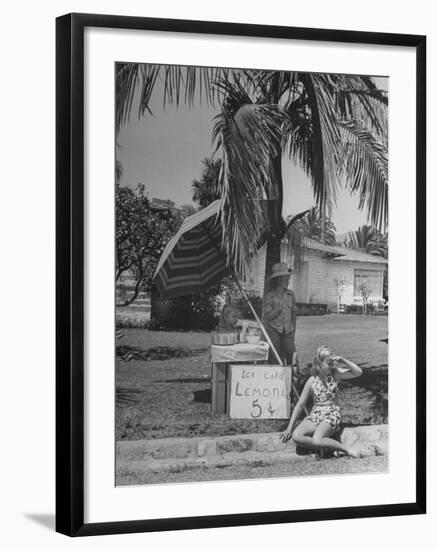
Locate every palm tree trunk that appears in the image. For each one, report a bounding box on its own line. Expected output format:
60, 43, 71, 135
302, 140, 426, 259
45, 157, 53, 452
263, 152, 284, 293
264, 234, 282, 292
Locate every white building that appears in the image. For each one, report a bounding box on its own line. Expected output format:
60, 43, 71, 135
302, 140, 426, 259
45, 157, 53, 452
244, 238, 388, 309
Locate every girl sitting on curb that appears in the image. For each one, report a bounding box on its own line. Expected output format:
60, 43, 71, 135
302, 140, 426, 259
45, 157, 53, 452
279, 345, 362, 458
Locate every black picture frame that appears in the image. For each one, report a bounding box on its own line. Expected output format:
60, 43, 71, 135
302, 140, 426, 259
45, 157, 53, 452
56, 12, 426, 537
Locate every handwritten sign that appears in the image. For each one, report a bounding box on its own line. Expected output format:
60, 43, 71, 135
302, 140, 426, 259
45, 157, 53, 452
229, 364, 292, 419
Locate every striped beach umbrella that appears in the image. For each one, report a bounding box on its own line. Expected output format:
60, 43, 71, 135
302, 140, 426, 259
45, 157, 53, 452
153, 200, 229, 299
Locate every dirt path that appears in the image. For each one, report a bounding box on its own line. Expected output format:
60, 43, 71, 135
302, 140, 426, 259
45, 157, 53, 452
117, 454, 388, 485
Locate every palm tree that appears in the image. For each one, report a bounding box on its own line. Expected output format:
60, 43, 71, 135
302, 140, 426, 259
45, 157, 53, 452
294, 207, 337, 245
116, 65, 388, 285
281, 207, 337, 277
180, 203, 198, 218
344, 225, 387, 258
191, 157, 221, 207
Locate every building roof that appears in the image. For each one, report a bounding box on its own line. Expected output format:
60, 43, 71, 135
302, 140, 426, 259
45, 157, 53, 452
331, 247, 388, 264
303, 238, 344, 257
150, 197, 179, 214
303, 238, 388, 264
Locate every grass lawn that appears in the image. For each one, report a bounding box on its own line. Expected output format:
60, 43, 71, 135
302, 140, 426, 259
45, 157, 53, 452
116, 314, 388, 441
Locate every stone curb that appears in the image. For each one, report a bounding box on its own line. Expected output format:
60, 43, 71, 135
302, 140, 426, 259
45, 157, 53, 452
116, 425, 388, 475
117, 450, 306, 477
116, 431, 290, 462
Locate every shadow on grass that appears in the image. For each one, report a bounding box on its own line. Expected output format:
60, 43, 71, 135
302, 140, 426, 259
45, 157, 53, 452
116, 345, 208, 361
162, 377, 211, 384
116, 387, 144, 406
342, 365, 388, 424
116, 378, 212, 406
193, 388, 211, 403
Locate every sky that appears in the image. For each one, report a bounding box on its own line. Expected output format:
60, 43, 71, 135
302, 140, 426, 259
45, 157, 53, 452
117, 73, 388, 235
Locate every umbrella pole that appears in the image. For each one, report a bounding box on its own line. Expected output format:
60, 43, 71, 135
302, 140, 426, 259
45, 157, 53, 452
231, 275, 307, 414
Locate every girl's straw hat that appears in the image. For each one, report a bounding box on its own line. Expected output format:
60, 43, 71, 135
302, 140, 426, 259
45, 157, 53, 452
269, 262, 293, 280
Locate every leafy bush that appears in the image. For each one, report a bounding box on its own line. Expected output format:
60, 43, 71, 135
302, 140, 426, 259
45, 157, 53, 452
345, 303, 387, 315
296, 303, 329, 316
231, 295, 263, 320
153, 288, 331, 331
116, 309, 150, 328
227, 297, 329, 318
345, 304, 364, 314
163, 294, 220, 331
153, 278, 237, 331
116, 183, 182, 306
373, 310, 388, 316
345, 304, 376, 314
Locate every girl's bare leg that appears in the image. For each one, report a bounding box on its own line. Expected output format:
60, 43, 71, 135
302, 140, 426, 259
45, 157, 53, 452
312, 421, 356, 456
292, 419, 317, 449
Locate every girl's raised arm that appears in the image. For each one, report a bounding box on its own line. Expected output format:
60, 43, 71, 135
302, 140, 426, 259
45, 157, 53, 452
333, 356, 362, 380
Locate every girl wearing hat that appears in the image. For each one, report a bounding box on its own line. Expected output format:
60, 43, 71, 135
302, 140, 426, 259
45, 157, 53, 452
262, 262, 298, 368
279, 345, 362, 457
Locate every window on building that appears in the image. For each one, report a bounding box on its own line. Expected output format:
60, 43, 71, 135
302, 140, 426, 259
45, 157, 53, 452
353, 269, 383, 297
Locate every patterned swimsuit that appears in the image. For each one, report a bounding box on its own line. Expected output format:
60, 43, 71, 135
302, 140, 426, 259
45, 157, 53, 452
306, 375, 341, 432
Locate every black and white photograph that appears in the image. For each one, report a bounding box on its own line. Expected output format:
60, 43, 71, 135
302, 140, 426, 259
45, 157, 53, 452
114, 64, 389, 486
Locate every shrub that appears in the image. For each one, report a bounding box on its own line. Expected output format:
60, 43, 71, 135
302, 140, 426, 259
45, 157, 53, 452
230, 297, 329, 318
345, 304, 363, 314
296, 302, 329, 316
345, 303, 386, 315
152, 289, 331, 331
116, 309, 150, 328
163, 294, 220, 331
151, 278, 237, 331
231, 295, 263, 320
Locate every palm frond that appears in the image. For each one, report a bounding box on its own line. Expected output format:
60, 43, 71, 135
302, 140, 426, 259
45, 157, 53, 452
116, 63, 241, 134
284, 94, 313, 175
335, 75, 388, 145
116, 63, 140, 134
338, 119, 388, 230
285, 209, 311, 230
212, 81, 288, 275
344, 225, 387, 257
288, 73, 343, 217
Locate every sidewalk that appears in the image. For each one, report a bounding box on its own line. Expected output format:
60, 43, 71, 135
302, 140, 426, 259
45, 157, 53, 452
116, 425, 388, 478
